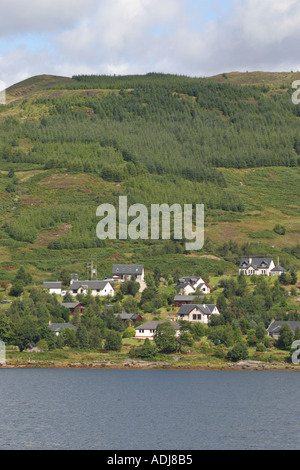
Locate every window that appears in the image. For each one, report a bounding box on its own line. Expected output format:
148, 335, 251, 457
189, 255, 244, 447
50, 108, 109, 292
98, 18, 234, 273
193, 314, 197, 320
197, 314, 202, 320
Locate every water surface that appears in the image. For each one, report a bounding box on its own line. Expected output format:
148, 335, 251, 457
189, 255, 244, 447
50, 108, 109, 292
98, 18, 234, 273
0, 369, 299, 450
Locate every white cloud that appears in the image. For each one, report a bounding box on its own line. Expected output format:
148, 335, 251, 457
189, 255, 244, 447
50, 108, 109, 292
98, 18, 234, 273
0, 0, 97, 36
1, 0, 300, 87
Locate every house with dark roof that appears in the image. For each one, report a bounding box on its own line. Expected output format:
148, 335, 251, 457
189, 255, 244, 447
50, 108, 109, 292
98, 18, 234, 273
239, 258, 276, 276
174, 295, 197, 307
177, 304, 220, 324
68, 279, 114, 297
112, 264, 144, 282
175, 276, 211, 295
43, 281, 62, 295
114, 312, 143, 326
135, 321, 181, 340
60, 302, 86, 315
267, 320, 300, 340
48, 322, 77, 336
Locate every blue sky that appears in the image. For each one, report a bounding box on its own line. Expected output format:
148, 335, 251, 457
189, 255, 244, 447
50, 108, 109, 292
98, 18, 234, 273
0, 0, 299, 87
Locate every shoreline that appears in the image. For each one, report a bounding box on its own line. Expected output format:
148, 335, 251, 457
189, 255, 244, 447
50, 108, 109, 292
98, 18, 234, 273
1, 359, 300, 372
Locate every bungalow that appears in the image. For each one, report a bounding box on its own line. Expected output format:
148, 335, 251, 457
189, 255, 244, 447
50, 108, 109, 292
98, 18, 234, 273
112, 264, 145, 283
48, 322, 77, 336
43, 281, 62, 295
135, 321, 181, 340
238, 258, 276, 276
177, 304, 220, 324
175, 276, 211, 295
60, 302, 86, 315
267, 320, 300, 340
68, 279, 114, 297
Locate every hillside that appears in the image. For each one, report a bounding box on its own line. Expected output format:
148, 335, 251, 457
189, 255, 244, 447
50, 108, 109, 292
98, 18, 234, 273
0, 72, 300, 287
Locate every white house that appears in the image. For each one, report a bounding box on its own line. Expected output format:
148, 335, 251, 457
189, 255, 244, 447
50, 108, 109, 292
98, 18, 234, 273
177, 304, 220, 324
68, 279, 114, 297
43, 282, 62, 295
112, 264, 145, 282
175, 276, 211, 295
238, 257, 278, 276
135, 321, 181, 340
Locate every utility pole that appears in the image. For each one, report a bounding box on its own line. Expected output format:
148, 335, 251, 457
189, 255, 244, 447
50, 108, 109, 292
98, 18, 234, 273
87, 260, 97, 279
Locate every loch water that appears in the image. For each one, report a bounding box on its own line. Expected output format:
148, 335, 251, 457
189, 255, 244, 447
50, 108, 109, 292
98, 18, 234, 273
0, 369, 299, 450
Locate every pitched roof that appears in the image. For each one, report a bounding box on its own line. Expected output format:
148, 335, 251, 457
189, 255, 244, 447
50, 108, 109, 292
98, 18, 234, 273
135, 321, 180, 331
43, 282, 62, 288
177, 304, 217, 315
270, 265, 287, 272
239, 258, 274, 269
174, 295, 197, 302
112, 264, 144, 275
61, 302, 82, 309
49, 323, 77, 332
68, 280, 112, 291
267, 321, 300, 334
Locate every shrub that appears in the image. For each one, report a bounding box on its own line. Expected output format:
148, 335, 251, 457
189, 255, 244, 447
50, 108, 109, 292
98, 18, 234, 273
256, 343, 266, 353
123, 326, 136, 338
227, 342, 249, 362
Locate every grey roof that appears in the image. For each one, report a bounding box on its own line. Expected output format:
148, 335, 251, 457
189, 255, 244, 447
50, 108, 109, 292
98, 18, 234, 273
49, 323, 77, 332
112, 264, 144, 275
135, 321, 180, 331
61, 302, 82, 309
270, 265, 287, 272
174, 295, 197, 302
115, 312, 134, 320
43, 282, 62, 288
68, 280, 112, 291
267, 321, 300, 334
239, 258, 274, 269
177, 304, 217, 315
176, 277, 199, 288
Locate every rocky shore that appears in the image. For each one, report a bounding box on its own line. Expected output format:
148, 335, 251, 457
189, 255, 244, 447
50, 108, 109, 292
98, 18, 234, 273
1, 359, 300, 371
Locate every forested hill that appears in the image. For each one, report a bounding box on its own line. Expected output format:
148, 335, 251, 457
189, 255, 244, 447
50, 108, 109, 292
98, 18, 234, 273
0, 72, 300, 284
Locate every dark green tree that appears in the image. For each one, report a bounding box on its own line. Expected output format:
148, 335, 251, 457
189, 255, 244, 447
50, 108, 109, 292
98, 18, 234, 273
105, 330, 122, 351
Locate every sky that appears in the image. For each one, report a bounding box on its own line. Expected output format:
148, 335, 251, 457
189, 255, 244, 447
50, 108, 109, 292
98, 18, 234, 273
1, 0, 300, 87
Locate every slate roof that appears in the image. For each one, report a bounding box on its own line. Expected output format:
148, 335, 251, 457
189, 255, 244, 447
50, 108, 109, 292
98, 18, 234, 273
239, 258, 274, 269
61, 302, 82, 310
270, 265, 287, 273
49, 323, 77, 333
177, 304, 217, 315
267, 321, 300, 335
135, 321, 180, 331
112, 264, 144, 275
174, 295, 197, 302
68, 280, 111, 291
43, 282, 62, 288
